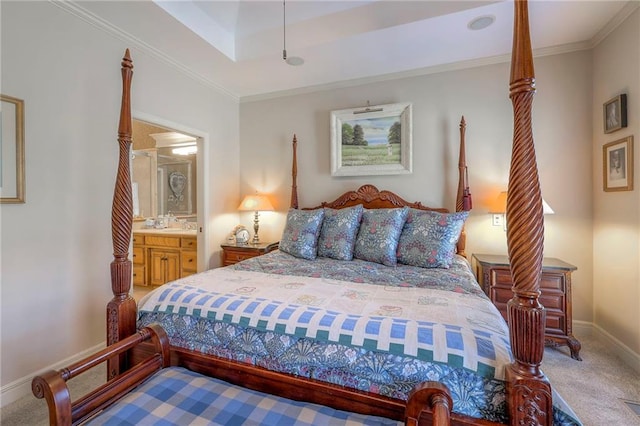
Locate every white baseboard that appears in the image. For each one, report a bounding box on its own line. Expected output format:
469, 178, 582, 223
592, 324, 640, 375
0, 342, 105, 409
573, 320, 640, 375
572, 320, 593, 336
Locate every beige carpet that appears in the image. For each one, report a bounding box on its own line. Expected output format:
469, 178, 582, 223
1, 330, 638, 425
542, 331, 640, 425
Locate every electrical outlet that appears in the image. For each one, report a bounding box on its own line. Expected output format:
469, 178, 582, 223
492, 214, 503, 227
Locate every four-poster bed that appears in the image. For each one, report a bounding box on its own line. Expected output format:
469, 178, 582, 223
35, 1, 579, 425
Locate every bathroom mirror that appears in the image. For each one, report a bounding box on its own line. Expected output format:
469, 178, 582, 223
132, 119, 197, 219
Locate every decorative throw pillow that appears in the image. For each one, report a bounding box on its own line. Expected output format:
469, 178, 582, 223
279, 208, 325, 260
354, 207, 409, 266
396, 209, 469, 269
317, 205, 364, 261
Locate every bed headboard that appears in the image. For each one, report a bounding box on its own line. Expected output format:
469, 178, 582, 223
289, 117, 470, 257
305, 184, 448, 213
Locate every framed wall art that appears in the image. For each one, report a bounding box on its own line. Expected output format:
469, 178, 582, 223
603, 94, 627, 134
603, 135, 633, 192
330, 102, 412, 177
1, 94, 25, 203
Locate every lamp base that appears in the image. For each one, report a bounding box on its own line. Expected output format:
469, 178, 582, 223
252, 210, 260, 244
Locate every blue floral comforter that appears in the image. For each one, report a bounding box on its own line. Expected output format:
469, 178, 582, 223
137, 251, 580, 425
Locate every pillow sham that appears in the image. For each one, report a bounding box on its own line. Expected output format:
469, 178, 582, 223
317, 205, 364, 261
354, 207, 409, 266
396, 209, 469, 269
279, 208, 325, 260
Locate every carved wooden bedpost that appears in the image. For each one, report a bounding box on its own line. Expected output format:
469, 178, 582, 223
106, 49, 137, 379
455, 116, 471, 257
505, 1, 552, 424
290, 134, 299, 209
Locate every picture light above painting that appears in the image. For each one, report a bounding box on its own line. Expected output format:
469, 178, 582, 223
330, 102, 412, 177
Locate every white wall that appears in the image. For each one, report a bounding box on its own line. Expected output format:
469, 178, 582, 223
239, 52, 595, 327
592, 9, 640, 360
0, 1, 240, 405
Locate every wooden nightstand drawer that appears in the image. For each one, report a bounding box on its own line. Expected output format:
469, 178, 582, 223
545, 314, 566, 336
221, 242, 279, 266
473, 253, 581, 360
539, 293, 565, 313
541, 274, 565, 291
492, 269, 514, 287
223, 249, 259, 266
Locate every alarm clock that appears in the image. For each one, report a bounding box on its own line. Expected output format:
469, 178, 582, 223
235, 226, 250, 245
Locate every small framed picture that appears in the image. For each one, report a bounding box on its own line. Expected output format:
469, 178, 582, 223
603, 94, 627, 134
1, 94, 25, 204
603, 136, 633, 192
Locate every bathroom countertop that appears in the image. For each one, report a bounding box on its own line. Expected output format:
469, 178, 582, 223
133, 228, 197, 237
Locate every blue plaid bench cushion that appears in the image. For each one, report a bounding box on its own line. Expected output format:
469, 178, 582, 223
86, 367, 402, 425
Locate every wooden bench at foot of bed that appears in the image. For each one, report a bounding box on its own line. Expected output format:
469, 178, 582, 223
32, 324, 453, 426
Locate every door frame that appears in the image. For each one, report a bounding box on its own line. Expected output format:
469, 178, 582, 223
132, 110, 210, 274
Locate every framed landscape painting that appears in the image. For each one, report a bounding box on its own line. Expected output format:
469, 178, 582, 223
330, 102, 412, 176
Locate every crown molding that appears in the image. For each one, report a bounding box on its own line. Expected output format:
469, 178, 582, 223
239, 41, 593, 103
591, 1, 639, 47
50, 0, 239, 102
50, 0, 637, 105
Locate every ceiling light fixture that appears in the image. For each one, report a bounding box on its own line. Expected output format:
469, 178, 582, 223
282, 0, 304, 66
172, 144, 197, 156
468, 15, 495, 31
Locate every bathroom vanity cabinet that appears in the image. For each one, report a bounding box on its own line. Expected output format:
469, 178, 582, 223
132, 230, 197, 287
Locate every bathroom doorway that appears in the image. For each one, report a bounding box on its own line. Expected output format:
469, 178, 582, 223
131, 116, 207, 299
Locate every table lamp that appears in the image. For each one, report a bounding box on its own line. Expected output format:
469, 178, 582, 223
238, 194, 274, 244
490, 191, 553, 231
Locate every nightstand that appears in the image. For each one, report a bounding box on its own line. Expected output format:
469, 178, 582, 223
221, 241, 279, 266
472, 253, 581, 360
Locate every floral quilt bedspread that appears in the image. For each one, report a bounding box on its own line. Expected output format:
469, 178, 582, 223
136, 252, 580, 424
139, 264, 511, 379
232, 251, 486, 296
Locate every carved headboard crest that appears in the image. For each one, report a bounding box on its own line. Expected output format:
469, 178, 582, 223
306, 184, 448, 213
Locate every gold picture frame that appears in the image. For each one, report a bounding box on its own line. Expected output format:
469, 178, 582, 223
603, 136, 633, 192
1, 94, 25, 203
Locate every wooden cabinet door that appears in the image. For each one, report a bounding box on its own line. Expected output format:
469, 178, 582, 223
165, 251, 180, 283
149, 249, 180, 286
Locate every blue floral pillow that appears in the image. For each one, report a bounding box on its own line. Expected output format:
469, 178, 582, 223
354, 207, 409, 266
317, 205, 364, 261
279, 208, 325, 260
396, 209, 469, 269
